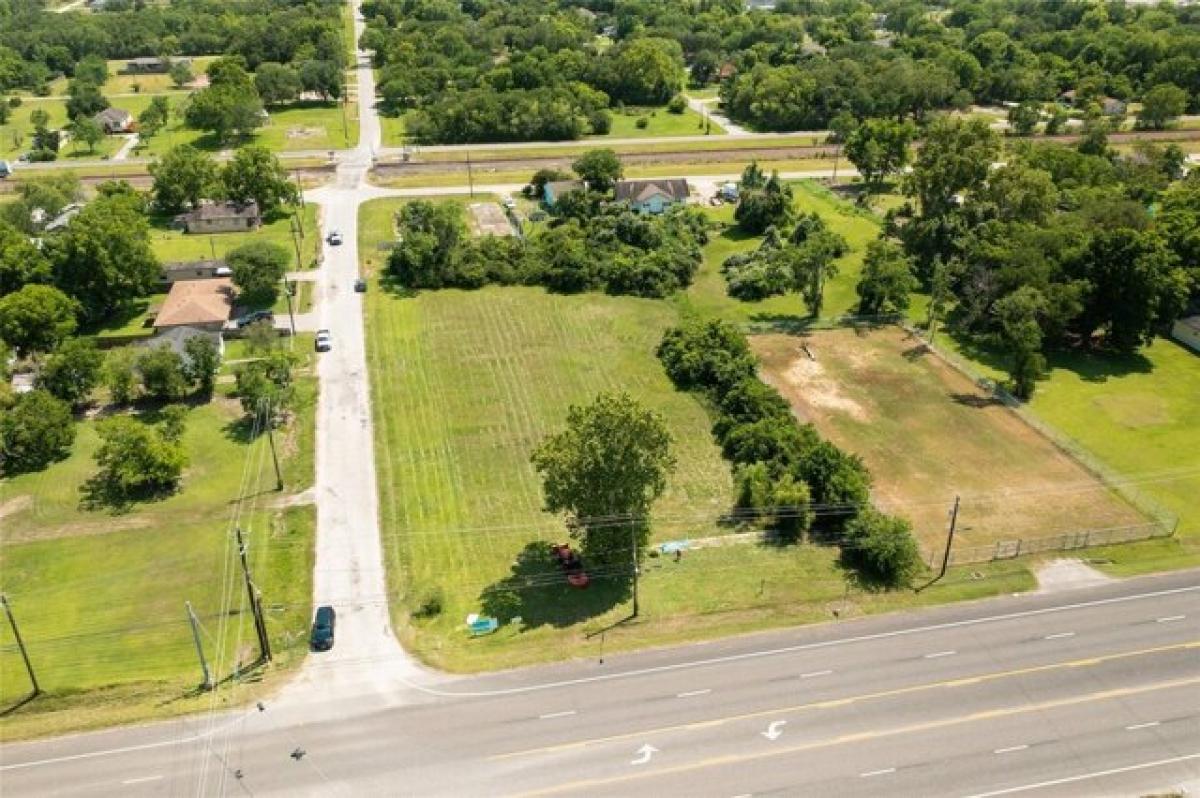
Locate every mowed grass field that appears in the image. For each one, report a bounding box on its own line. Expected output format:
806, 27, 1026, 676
0, 358, 318, 740
359, 197, 1040, 671
752, 326, 1149, 556
149, 204, 320, 270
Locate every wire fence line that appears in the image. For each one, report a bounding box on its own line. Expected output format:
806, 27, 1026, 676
937, 521, 1175, 567
895, 320, 1180, 535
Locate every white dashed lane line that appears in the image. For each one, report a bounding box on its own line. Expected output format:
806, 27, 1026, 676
860, 768, 896, 778
676, 689, 712, 699
1043, 632, 1075, 640
1156, 615, 1186, 623
993, 745, 1029, 755
120, 775, 163, 785
924, 650, 957, 659
800, 670, 833, 679
1125, 721, 1160, 731
538, 710, 577, 720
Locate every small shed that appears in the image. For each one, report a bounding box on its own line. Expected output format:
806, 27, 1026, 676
159, 260, 229, 287
1172, 316, 1200, 353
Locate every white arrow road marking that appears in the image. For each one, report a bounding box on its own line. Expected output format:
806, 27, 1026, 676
631, 744, 658, 765
761, 721, 787, 741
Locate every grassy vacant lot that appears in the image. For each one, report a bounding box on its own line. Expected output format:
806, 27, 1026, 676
592, 106, 722, 138
359, 197, 1039, 672
680, 181, 880, 324
0, 349, 318, 740
149, 204, 320, 270
0, 97, 128, 160
42, 57, 219, 95
934, 331, 1200, 573
140, 100, 359, 156
752, 326, 1149, 555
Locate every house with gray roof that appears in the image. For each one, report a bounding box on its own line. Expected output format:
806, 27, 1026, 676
614, 179, 690, 213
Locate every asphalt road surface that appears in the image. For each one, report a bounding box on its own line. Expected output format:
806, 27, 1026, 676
3, 570, 1198, 797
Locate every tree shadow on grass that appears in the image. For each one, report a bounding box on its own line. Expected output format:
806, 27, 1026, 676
478, 541, 631, 631
79, 474, 176, 514
223, 416, 262, 444
949, 392, 1003, 409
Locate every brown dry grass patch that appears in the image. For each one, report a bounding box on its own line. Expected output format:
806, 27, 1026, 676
752, 326, 1148, 553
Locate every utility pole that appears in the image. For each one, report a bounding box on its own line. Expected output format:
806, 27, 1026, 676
1, 594, 39, 696
263, 399, 283, 491
630, 522, 640, 618
235, 527, 273, 663
186, 601, 213, 690
466, 149, 475, 198
937, 495, 961, 581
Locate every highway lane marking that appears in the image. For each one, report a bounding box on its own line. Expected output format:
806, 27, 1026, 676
489, 639, 1200, 761
677, 689, 712, 698
1125, 721, 1160, 730
960, 751, 1200, 797
992, 745, 1028, 754
390, 583, 1200, 699
121, 775, 163, 785
800, 670, 833, 679
1043, 632, 1075, 640
859, 768, 895, 777
508, 676, 1200, 797
7, 585, 1197, 773
539, 711, 577, 720
0, 716, 245, 772
924, 650, 957, 659
1157, 615, 1186, 623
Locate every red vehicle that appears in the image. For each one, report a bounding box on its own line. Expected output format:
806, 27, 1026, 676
550, 543, 590, 588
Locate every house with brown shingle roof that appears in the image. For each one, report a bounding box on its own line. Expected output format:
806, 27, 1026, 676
614, 178, 690, 213
153, 277, 235, 332
174, 201, 261, 234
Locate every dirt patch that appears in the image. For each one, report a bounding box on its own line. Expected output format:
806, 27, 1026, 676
286, 126, 325, 140
751, 326, 1149, 555
3, 515, 154, 545
0, 495, 32, 521
779, 356, 870, 423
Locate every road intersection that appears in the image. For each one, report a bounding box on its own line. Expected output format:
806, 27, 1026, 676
2, 5, 1198, 796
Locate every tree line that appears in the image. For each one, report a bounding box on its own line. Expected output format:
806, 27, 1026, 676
657, 318, 923, 588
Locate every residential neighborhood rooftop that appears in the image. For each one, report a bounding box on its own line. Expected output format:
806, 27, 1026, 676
153, 277, 235, 329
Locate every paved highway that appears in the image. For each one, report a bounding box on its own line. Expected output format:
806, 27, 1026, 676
3, 571, 1198, 796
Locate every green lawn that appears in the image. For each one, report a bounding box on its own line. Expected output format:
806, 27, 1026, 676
0, 351, 318, 740
149, 204, 320, 271
358, 197, 1042, 672
591, 106, 723, 139
679, 181, 880, 324
43, 57, 219, 96
0, 97, 128, 160
139, 100, 359, 156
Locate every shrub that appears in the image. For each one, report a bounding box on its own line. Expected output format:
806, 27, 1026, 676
0, 389, 75, 475
635, 116, 649, 129
589, 110, 612, 135
667, 94, 687, 114
656, 318, 756, 393
413, 590, 444, 619
840, 509, 923, 589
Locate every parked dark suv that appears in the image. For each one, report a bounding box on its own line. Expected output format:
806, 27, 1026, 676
310, 605, 336, 651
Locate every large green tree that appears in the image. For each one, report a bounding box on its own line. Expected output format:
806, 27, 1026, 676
92, 414, 188, 499
993, 286, 1047, 400
222, 145, 297, 213
227, 241, 290, 305
0, 284, 78, 354
150, 145, 219, 214
49, 194, 159, 323
1137, 83, 1188, 130
0, 221, 53, 296
0, 389, 75, 475
572, 149, 623, 191
36, 338, 103, 407
844, 118, 916, 196
856, 239, 918, 315
840, 509, 923, 589
531, 391, 676, 564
